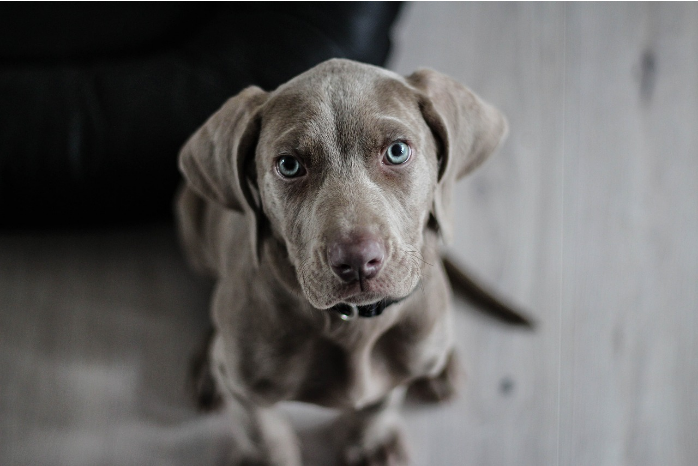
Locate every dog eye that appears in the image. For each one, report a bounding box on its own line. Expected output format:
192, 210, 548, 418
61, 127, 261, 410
276, 155, 306, 178
384, 141, 411, 165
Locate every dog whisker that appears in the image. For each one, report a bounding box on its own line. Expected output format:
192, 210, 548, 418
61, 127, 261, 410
402, 247, 433, 267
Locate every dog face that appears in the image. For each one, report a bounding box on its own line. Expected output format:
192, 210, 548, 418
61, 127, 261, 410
255, 63, 438, 308
179, 59, 507, 310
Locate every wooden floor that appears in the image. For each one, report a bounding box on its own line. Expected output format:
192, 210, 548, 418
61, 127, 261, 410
1, 4, 696, 465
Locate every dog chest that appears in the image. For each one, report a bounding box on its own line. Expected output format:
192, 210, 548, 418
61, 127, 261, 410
231, 309, 452, 410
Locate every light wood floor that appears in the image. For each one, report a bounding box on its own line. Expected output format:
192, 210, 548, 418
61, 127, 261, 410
1, 4, 696, 465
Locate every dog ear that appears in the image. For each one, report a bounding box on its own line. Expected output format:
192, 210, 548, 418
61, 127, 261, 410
178, 86, 268, 264
407, 69, 508, 243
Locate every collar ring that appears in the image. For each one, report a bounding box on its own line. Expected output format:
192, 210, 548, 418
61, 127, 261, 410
338, 304, 358, 321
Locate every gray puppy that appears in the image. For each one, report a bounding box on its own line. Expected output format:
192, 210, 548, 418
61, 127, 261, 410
177, 58, 508, 465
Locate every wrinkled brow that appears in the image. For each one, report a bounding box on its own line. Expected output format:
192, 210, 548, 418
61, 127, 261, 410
268, 114, 419, 168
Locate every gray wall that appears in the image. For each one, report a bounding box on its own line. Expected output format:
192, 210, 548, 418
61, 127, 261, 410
391, 3, 697, 465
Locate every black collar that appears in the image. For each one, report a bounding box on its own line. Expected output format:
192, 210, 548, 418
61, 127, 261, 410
329, 281, 420, 320
330, 294, 410, 320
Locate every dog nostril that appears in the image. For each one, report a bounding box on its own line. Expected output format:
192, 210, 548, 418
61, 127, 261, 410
362, 256, 383, 280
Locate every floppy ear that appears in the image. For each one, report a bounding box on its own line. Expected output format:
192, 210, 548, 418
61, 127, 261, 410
407, 69, 508, 244
178, 86, 268, 264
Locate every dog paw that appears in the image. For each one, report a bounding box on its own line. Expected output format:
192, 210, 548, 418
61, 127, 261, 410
407, 350, 461, 404
234, 451, 298, 466
341, 428, 409, 466
237, 459, 269, 466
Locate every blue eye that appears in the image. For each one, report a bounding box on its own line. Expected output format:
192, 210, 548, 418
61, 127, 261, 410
384, 141, 411, 165
277, 155, 305, 178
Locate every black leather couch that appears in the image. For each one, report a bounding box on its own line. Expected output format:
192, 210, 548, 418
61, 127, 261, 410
0, 3, 402, 228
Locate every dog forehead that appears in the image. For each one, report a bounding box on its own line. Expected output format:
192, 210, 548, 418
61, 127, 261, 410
274, 58, 405, 100
258, 61, 420, 159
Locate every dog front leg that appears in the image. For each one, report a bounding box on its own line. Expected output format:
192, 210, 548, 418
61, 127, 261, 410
210, 337, 301, 466
407, 348, 462, 404
220, 395, 301, 466
333, 387, 410, 466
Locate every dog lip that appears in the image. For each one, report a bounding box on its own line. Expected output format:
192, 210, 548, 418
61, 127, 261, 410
333, 286, 385, 306
341, 294, 385, 306
330, 286, 414, 308
326, 276, 418, 308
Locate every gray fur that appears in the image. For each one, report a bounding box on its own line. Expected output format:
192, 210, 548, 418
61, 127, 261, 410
176, 59, 507, 465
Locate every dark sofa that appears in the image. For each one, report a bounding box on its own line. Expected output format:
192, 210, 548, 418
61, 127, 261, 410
0, 3, 402, 228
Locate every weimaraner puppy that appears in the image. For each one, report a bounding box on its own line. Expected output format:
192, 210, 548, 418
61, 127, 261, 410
176, 58, 510, 465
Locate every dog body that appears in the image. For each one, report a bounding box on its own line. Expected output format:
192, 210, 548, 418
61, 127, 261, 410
181, 186, 453, 409
177, 59, 507, 465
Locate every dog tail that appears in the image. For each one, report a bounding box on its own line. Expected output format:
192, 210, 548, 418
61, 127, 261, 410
442, 255, 535, 329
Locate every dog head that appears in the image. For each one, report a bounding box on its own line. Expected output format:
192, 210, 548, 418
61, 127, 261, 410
179, 59, 507, 310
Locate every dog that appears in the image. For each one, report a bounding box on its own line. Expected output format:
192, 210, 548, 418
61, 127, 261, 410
176, 58, 514, 465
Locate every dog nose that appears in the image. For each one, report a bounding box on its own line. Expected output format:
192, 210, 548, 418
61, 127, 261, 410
327, 234, 385, 283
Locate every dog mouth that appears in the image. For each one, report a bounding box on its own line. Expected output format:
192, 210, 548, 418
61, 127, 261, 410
298, 251, 422, 312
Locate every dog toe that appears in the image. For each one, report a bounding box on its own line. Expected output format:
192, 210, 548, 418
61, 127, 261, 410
342, 430, 409, 466
407, 350, 462, 404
